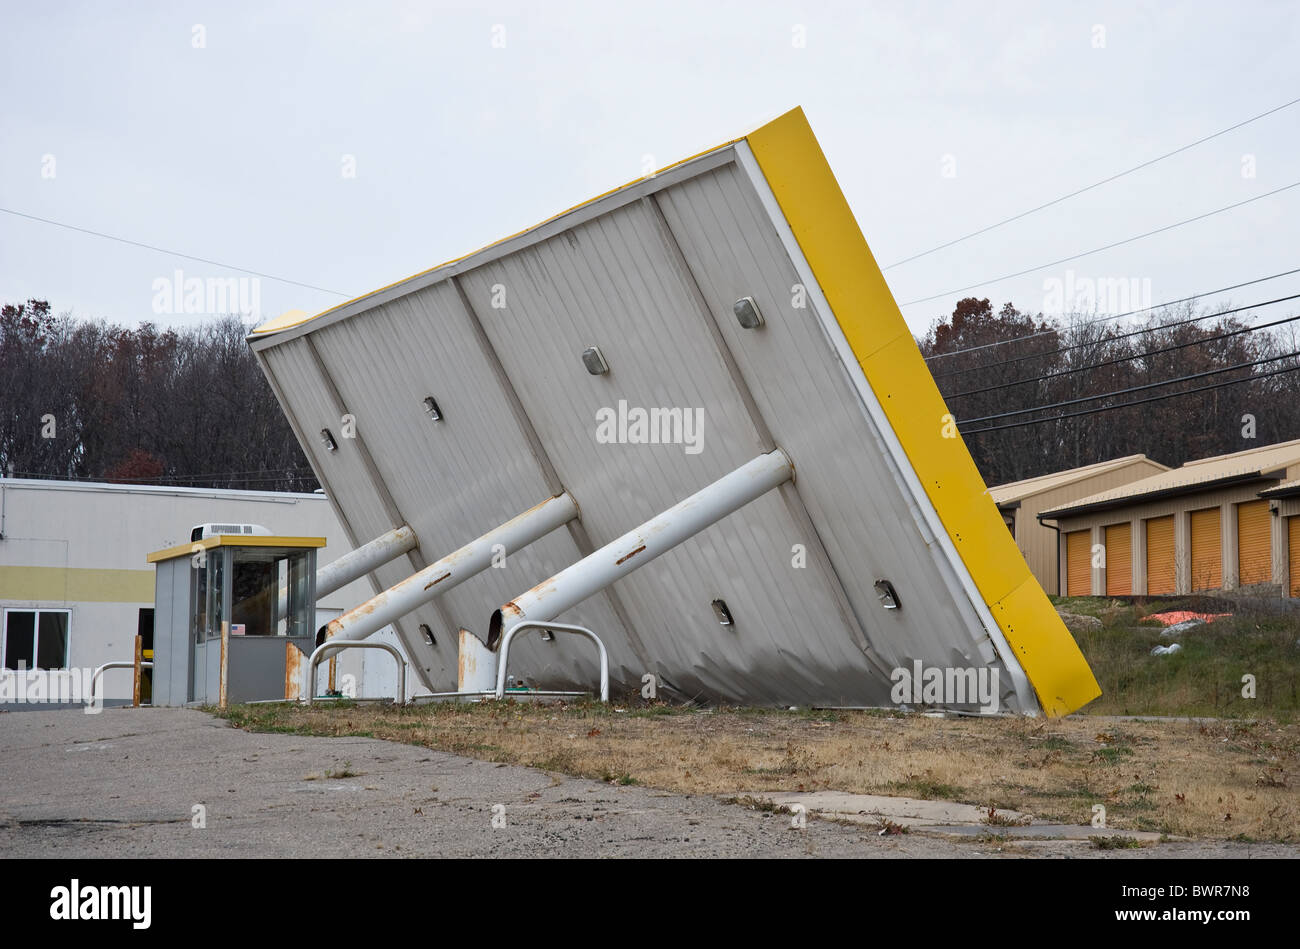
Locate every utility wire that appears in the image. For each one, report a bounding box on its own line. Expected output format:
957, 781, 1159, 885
956, 361, 1300, 436
899, 181, 1300, 307
944, 300, 1300, 399
0, 207, 351, 297
925, 266, 1300, 363
958, 350, 1300, 426
885, 95, 1300, 270
930, 290, 1300, 381
960, 362, 1300, 436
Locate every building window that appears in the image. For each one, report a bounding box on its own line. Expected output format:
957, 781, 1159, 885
3, 609, 71, 670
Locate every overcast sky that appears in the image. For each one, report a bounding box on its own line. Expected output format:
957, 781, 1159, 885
2, 0, 1298, 338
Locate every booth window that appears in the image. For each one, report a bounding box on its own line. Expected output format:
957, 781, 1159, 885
190, 545, 314, 641
231, 547, 312, 637
191, 549, 226, 642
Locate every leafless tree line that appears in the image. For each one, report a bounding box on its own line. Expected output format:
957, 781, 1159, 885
919, 297, 1300, 485
0, 301, 316, 491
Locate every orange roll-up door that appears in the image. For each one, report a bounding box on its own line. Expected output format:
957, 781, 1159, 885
1236, 500, 1271, 587
1066, 530, 1091, 596
1289, 516, 1299, 597
1190, 507, 1222, 591
1104, 523, 1132, 595
1145, 516, 1175, 595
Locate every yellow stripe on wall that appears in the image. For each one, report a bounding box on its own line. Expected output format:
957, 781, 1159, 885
0, 566, 155, 603
744, 107, 1101, 717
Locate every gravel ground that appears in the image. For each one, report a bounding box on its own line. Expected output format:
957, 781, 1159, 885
2, 706, 1295, 858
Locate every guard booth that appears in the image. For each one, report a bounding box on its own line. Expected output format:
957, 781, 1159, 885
147, 533, 323, 705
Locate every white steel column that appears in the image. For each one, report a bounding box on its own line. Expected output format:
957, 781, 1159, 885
489, 450, 793, 648
316, 525, 418, 598
326, 493, 579, 643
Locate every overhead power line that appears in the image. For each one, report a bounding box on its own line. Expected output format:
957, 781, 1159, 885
943, 296, 1300, 399
958, 349, 1300, 425
899, 181, 1300, 308
930, 271, 1300, 371
885, 95, 1300, 270
0, 207, 351, 297
924, 267, 1300, 363
960, 363, 1300, 436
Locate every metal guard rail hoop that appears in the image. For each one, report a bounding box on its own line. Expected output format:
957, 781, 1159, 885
494, 621, 609, 703
306, 640, 406, 706
90, 660, 154, 705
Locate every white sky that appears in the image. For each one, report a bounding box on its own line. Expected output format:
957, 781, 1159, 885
2, 0, 1298, 337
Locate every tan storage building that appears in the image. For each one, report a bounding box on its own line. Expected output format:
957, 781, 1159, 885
1041, 440, 1300, 597
989, 455, 1169, 594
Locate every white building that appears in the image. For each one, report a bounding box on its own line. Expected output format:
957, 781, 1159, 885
0, 477, 417, 705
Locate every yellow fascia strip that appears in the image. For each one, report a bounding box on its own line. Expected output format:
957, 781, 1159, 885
147, 535, 326, 563
745, 107, 1100, 717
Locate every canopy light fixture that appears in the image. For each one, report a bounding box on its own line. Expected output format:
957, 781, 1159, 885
320, 429, 338, 452
581, 346, 609, 375
420, 623, 436, 646
711, 598, 734, 626
423, 396, 443, 421
874, 579, 901, 610
733, 296, 764, 329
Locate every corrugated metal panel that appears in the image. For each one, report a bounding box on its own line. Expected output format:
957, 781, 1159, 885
1190, 508, 1222, 591
1066, 530, 1091, 596
1261, 477, 1300, 497
1236, 500, 1272, 586
1290, 516, 1300, 596
1104, 523, 1132, 596
1145, 516, 1176, 595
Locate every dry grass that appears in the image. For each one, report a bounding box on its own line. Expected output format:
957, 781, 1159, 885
220, 701, 1299, 841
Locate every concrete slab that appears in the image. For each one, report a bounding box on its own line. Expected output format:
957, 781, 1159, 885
735, 790, 1176, 842
925, 824, 1166, 842
746, 790, 1032, 827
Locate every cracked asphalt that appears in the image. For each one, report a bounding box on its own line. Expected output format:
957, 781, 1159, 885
2, 707, 1295, 858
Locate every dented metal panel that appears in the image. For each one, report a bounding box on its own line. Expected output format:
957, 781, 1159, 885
250, 107, 1100, 714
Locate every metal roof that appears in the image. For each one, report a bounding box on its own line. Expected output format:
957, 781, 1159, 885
249, 107, 1098, 716
1041, 439, 1300, 518
1259, 477, 1300, 499
0, 476, 328, 502
147, 535, 326, 564
988, 455, 1167, 506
